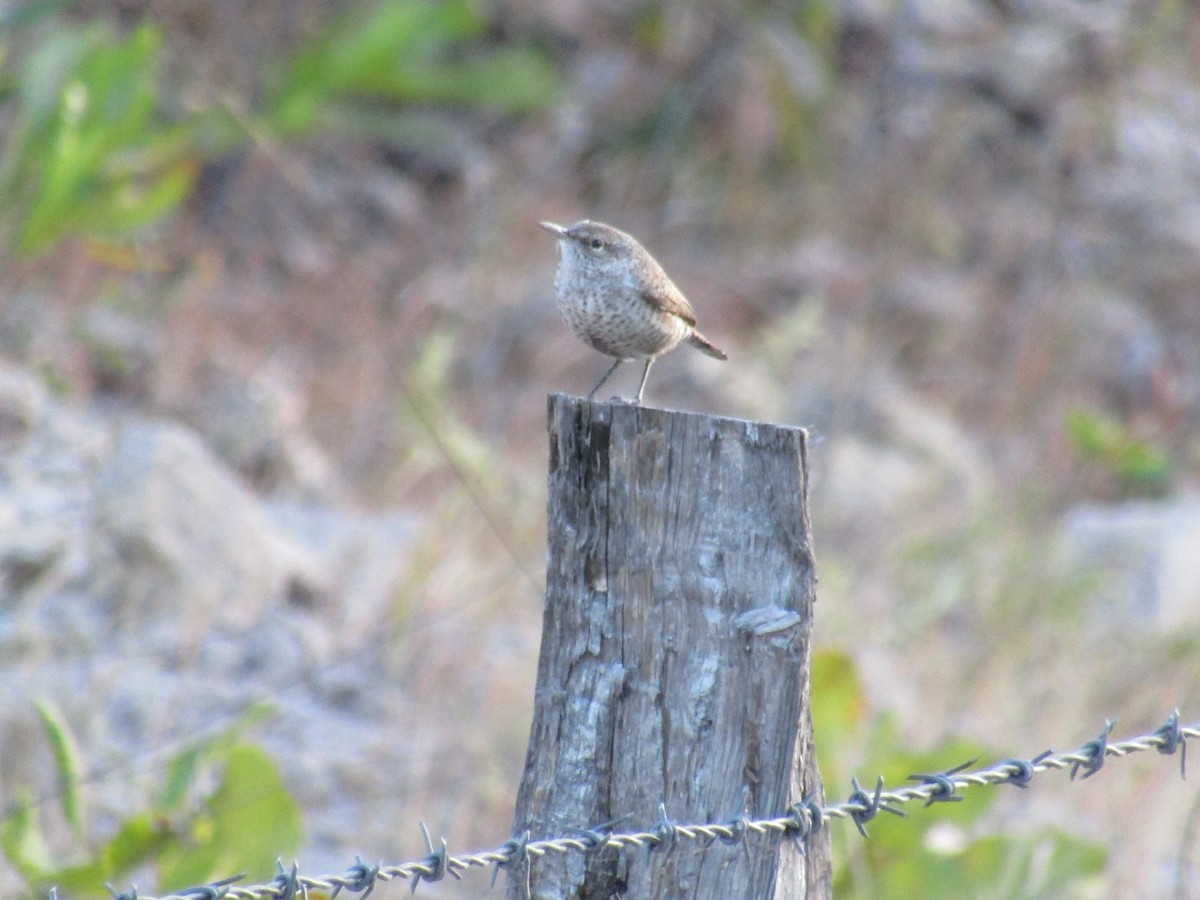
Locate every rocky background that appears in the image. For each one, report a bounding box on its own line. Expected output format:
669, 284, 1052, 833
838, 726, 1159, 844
1, 0, 1199, 896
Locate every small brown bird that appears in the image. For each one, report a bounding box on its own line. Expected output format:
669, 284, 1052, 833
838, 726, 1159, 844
539, 220, 728, 403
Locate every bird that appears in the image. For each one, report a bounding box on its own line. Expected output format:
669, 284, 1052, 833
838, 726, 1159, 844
539, 219, 728, 403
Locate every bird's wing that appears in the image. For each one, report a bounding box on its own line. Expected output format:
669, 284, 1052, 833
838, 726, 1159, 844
640, 280, 697, 326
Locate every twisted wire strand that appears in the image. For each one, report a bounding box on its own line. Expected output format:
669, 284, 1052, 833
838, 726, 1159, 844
107, 712, 1194, 900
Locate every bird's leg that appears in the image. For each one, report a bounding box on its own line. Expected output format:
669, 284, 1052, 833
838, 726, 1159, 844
588, 359, 624, 400
634, 358, 655, 404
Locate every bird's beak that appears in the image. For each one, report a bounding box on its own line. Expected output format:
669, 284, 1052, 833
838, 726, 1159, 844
539, 220, 568, 238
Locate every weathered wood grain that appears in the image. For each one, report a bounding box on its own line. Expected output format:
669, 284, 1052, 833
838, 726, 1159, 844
511, 394, 829, 899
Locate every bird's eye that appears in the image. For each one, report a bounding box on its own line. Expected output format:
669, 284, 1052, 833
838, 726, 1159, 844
590, 239, 603, 250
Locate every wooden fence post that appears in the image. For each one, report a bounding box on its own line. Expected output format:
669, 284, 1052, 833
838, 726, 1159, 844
509, 395, 830, 898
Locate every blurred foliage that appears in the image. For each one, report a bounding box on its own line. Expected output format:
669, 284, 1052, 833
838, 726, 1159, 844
0, 0, 559, 255
811, 650, 1107, 897
1, 701, 300, 898
895, 497, 1099, 640
0, 19, 195, 253
1067, 406, 1173, 499
265, 0, 560, 138
400, 328, 506, 479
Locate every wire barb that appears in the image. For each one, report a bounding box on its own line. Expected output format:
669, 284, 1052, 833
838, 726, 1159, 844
331, 856, 380, 899
846, 776, 908, 838
784, 796, 825, 842
564, 824, 614, 856
269, 861, 307, 900
410, 821, 459, 893
717, 814, 750, 847
907, 758, 978, 807
649, 804, 679, 856
490, 831, 532, 888
995, 750, 1053, 789
1071, 719, 1116, 780
1153, 709, 1187, 780
177, 875, 246, 900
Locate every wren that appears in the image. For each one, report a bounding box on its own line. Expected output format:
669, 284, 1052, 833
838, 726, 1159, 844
540, 220, 727, 403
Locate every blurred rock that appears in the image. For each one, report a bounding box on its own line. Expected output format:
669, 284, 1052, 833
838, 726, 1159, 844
0, 292, 57, 359
0, 361, 414, 634
0, 365, 107, 618
78, 307, 160, 402
0, 363, 46, 441
1061, 499, 1200, 630
1078, 292, 1184, 422
92, 419, 323, 631
821, 435, 932, 520
906, 0, 995, 39
0, 361, 421, 872
812, 375, 994, 543
263, 500, 419, 639
182, 357, 336, 499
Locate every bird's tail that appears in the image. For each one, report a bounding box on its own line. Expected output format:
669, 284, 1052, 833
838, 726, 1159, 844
687, 330, 728, 360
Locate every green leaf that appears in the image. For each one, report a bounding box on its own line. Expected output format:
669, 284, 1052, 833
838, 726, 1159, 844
265, 0, 558, 135
205, 745, 302, 882
80, 159, 196, 236
1066, 406, 1172, 497
810, 649, 866, 784
811, 650, 865, 731
1066, 407, 1116, 458
3, 21, 195, 253
1114, 440, 1171, 495
271, 0, 478, 126
30, 859, 111, 896
159, 701, 277, 810
380, 47, 560, 111
105, 813, 177, 876
156, 739, 295, 891
160, 744, 205, 813
1036, 829, 1108, 893
1, 794, 54, 883
34, 698, 86, 839
154, 819, 222, 894
2, 695, 288, 896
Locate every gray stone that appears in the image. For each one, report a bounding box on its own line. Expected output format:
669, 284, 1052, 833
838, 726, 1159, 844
0, 362, 421, 900
181, 359, 336, 499
91, 419, 323, 629
1061, 500, 1200, 630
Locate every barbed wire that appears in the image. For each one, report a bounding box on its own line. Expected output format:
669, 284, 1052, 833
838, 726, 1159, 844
95, 711, 1192, 900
